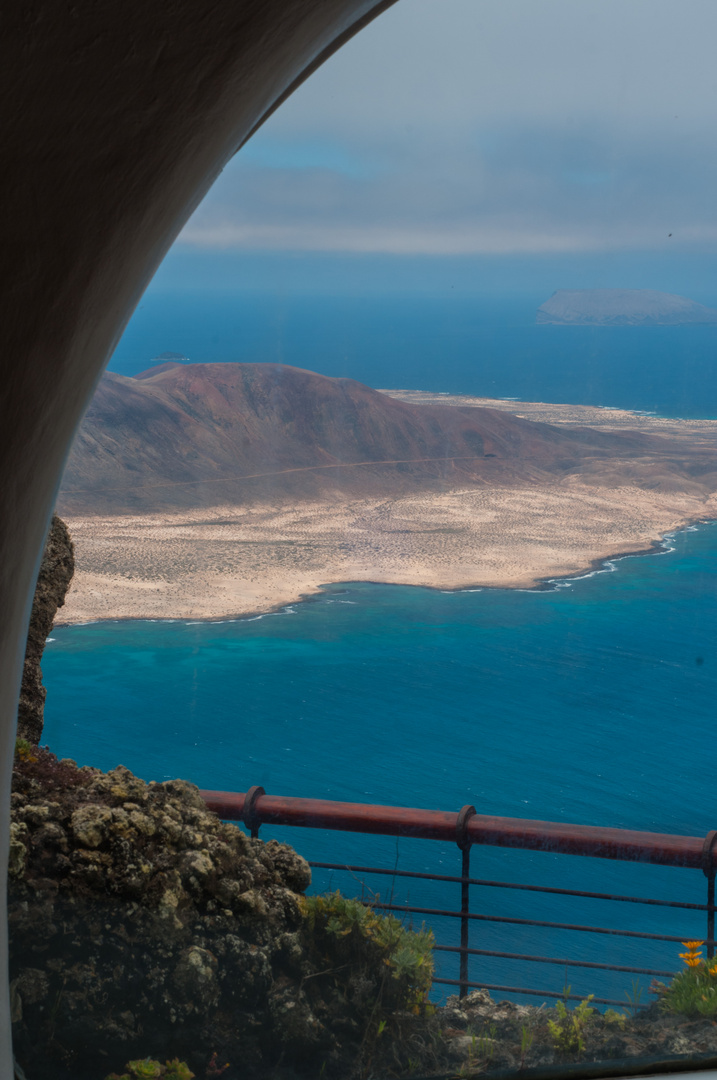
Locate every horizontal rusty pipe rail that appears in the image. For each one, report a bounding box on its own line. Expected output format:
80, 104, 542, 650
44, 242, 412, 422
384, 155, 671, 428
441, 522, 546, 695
200, 788, 717, 1002
200, 789, 716, 870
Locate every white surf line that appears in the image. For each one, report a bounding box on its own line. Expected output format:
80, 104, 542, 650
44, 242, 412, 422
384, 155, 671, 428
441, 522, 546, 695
537, 521, 713, 591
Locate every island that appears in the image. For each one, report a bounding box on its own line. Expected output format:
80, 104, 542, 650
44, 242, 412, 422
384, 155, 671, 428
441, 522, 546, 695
536, 288, 717, 326
55, 362, 717, 623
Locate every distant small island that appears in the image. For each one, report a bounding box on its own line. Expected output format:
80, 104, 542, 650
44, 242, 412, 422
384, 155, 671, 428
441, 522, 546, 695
149, 349, 191, 363
537, 289, 717, 326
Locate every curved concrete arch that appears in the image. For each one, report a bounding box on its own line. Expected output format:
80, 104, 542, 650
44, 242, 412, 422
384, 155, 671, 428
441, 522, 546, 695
0, 2, 396, 1072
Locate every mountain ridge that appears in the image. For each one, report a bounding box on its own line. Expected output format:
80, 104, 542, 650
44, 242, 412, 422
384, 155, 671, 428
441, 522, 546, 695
58, 362, 713, 514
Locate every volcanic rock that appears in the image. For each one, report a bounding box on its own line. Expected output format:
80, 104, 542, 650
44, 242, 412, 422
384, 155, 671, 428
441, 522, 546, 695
8, 749, 446, 1080
17, 514, 74, 744
9, 752, 316, 1079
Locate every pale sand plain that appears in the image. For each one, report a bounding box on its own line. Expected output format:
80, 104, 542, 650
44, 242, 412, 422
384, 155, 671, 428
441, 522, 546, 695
59, 487, 717, 622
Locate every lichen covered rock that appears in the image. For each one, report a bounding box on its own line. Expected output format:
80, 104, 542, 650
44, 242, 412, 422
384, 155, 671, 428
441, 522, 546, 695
9, 751, 316, 1079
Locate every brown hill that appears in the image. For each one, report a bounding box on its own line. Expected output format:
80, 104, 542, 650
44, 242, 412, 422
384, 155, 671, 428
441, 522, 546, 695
57, 362, 717, 514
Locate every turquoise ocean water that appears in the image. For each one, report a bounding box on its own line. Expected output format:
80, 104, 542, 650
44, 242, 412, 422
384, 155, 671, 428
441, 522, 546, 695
42, 522, 717, 1005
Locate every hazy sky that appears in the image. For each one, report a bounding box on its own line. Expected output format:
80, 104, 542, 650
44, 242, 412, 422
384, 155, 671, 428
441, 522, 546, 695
158, 0, 717, 292
176, 1, 717, 255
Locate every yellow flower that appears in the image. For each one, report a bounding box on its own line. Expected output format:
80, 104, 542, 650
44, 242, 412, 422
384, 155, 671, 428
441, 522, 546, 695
679, 940, 704, 967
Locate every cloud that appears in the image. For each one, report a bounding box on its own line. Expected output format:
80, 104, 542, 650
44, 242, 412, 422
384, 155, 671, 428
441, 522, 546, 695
179, 123, 717, 256
174, 0, 717, 259
180, 223, 598, 255
180, 221, 717, 258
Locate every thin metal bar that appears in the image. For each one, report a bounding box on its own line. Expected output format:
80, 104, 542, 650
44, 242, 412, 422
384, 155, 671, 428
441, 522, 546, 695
455, 804, 476, 1000
433, 945, 675, 977
702, 830, 717, 959
374, 902, 715, 944
431, 978, 627, 1007
242, 784, 265, 840
309, 861, 717, 912
459, 845, 470, 998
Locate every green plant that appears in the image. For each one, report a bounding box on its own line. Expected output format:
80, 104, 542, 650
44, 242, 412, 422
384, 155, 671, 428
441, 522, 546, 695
519, 1023, 535, 1069
301, 891, 437, 1075
623, 978, 644, 1018
655, 941, 717, 1018
164, 1061, 195, 1080
126, 1063, 163, 1080
14, 738, 36, 763
301, 891, 434, 1014
547, 995, 595, 1057
604, 1008, 627, 1029
105, 1060, 194, 1080
659, 966, 717, 1017
659, 963, 717, 1016
464, 1023, 496, 1071
477, 1024, 496, 1065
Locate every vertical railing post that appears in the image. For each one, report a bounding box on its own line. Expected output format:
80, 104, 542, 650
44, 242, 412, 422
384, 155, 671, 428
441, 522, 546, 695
703, 830, 717, 958
243, 785, 266, 839
456, 805, 477, 998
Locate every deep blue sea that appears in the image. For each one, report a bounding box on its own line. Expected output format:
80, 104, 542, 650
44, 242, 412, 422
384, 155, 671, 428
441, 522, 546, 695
113, 292, 717, 418
43, 522, 717, 1007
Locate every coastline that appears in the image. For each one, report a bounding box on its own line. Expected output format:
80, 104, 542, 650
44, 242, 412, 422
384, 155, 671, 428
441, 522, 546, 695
380, 389, 717, 440
50, 532, 696, 628
55, 393, 717, 626
55, 486, 717, 626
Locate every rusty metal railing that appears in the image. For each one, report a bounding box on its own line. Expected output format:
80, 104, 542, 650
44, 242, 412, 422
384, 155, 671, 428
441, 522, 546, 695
200, 787, 717, 1005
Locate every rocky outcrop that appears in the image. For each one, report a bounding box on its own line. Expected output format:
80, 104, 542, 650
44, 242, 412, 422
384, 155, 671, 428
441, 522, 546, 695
17, 514, 74, 744
8, 751, 436, 1080
9, 752, 315, 1079
439, 988, 717, 1073
9, 510, 441, 1078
